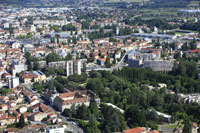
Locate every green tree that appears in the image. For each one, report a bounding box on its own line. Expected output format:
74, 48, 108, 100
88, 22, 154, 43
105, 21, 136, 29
105, 56, 111, 68
77, 104, 88, 120
87, 115, 100, 133
89, 100, 98, 115
125, 105, 146, 128
18, 115, 25, 128
46, 53, 61, 64
63, 109, 72, 118
183, 118, 192, 133
33, 61, 40, 70
82, 63, 86, 72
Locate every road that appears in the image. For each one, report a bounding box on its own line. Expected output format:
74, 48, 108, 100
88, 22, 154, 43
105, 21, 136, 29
22, 84, 84, 133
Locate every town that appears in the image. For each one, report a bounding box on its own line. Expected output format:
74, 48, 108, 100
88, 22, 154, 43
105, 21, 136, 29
0, 0, 200, 132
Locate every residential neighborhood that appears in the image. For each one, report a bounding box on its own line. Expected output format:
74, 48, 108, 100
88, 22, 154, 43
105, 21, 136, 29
0, 0, 200, 132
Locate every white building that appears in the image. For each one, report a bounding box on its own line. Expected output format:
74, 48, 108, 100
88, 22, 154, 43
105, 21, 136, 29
12, 42, 21, 49
12, 64, 27, 76
66, 60, 82, 76
46, 125, 65, 133
3, 23, 9, 29
19, 107, 27, 114
8, 77, 19, 89
66, 60, 73, 76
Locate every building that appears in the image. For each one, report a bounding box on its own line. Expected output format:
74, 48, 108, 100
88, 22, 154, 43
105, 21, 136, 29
66, 60, 83, 76
148, 109, 172, 122
123, 127, 147, 133
20, 71, 46, 84
53, 91, 90, 112
131, 33, 177, 40
30, 112, 47, 122
66, 60, 74, 76
73, 60, 82, 75
44, 89, 59, 106
32, 70, 46, 82
48, 61, 66, 69
12, 64, 27, 76
8, 77, 19, 89
20, 72, 37, 84
53, 89, 99, 112
143, 60, 174, 72
192, 122, 199, 133
46, 125, 65, 133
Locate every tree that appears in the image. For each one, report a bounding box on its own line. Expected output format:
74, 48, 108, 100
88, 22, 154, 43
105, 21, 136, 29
54, 81, 64, 93
87, 115, 100, 133
33, 61, 40, 70
63, 109, 72, 118
125, 105, 146, 128
183, 118, 192, 133
18, 114, 25, 128
46, 53, 61, 64
62, 23, 76, 31
28, 63, 33, 71
76, 104, 88, 119
82, 63, 86, 72
89, 100, 98, 115
105, 56, 111, 68
65, 54, 73, 61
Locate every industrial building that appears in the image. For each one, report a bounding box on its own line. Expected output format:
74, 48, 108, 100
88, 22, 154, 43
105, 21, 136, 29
131, 33, 177, 40
143, 60, 174, 72
128, 52, 174, 72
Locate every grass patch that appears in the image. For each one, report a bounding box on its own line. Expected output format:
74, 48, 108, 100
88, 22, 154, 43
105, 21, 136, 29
162, 124, 177, 129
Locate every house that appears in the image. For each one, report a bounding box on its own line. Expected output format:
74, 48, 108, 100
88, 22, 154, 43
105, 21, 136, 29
115, 51, 121, 59
20, 71, 46, 84
32, 70, 46, 82
158, 83, 167, 88
30, 112, 47, 122
192, 122, 199, 133
123, 127, 147, 133
19, 106, 27, 114
0, 113, 16, 126
97, 58, 106, 65
30, 98, 40, 106
0, 104, 8, 111
20, 72, 37, 84
195, 42, 200, 49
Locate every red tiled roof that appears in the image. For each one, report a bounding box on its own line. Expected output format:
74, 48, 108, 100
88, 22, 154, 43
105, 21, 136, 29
148, 130, 159, 133
59, 92, 76, 98
188, 49, 200, 53
123, 127, 147, 133
21, 72, 37, 79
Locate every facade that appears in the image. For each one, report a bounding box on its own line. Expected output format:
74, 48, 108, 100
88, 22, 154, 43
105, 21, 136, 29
33, 70, 46, 82
46, 125, 65, 133
66, 60, 73, 76
66, 60, 82, 76
73, 60, 82, 75
12, 64, 27, 76
53, 90, 100, 112
30, 112, 48, 122
8, 77, 19, 89
143, 60, 174, 72
48, 61, 66, 69
54, 92, 90, 112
